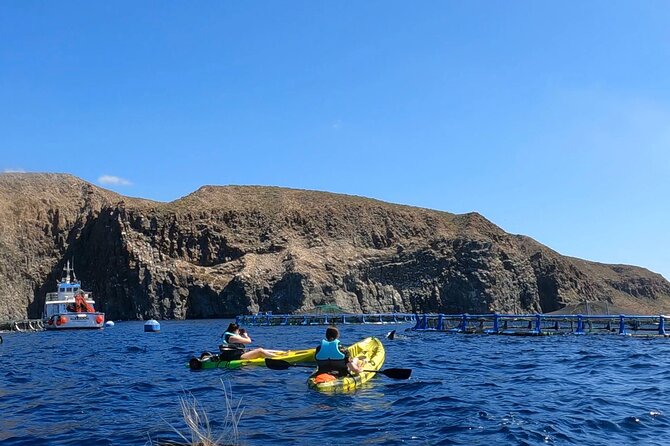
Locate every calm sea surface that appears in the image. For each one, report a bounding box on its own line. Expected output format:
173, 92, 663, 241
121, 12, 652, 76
1, 320, 670, 445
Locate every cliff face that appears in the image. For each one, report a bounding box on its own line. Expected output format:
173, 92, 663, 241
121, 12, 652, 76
2, 173, 669, 321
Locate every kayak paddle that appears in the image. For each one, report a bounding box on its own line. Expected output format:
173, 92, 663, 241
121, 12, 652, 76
265, 358, 412, 380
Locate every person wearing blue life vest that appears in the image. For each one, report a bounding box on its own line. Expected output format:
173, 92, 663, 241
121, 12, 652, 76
220, 323, 279, 360
315, 326, 365, 376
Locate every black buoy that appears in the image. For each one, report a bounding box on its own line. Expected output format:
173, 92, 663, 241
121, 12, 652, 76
386, 330, 396, 340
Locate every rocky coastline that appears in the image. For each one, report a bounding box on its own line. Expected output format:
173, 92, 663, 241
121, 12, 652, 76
1, 173, 669, 321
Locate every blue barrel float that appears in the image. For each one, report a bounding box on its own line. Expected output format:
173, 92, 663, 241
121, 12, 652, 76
144, 319, 160, 333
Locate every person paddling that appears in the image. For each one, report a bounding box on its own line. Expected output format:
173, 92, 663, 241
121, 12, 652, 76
220, 323, 279, 360
314, 326, 365, 377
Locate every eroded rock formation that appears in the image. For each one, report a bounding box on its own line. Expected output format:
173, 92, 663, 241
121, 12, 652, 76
1, 173, 669, 320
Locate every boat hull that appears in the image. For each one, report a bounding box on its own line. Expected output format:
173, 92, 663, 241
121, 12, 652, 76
45, 313, 105, 330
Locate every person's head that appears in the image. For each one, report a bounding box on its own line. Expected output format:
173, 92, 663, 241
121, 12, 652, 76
226, 322, 240, 334
325, 326, 339, 341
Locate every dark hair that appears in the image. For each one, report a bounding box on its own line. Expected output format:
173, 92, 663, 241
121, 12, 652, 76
325, 326, 339, 341
226, 323, 239, 333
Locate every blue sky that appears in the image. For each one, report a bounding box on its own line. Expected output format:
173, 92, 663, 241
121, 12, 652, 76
2, 1, 669, 279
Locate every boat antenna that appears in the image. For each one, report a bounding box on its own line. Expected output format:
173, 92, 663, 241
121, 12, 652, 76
72, 258, 77, 282
64, 261, 72, 284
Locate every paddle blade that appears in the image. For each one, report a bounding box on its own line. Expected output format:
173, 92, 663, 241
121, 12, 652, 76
265, 358, 292, 370
378, 368, 412, 380
386, 330, 396, 340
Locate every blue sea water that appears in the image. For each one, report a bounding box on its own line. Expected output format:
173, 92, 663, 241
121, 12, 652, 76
1, 320, 670, 445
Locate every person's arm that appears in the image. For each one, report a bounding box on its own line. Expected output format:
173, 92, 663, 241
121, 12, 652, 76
340, 346, 349, 359
227, 333, 252, 345
342, 347, 354, 366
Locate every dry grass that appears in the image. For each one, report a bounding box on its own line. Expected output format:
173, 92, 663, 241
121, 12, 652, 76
149, 379, 244, 446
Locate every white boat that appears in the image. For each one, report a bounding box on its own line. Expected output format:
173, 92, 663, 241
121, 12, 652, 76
43, 261, 105, 330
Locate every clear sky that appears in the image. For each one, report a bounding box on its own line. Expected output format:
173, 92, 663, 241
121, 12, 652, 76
2, 1, 669, 279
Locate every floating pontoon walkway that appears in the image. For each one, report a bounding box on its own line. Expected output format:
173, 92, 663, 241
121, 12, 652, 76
0, 319, 44, 332
237, 312, 670, 336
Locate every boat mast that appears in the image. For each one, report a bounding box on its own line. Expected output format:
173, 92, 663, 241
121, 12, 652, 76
63, 261, 73, 284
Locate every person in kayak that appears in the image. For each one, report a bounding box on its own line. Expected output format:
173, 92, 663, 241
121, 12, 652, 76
315, 326, 366, 377
221, 323, 279, 360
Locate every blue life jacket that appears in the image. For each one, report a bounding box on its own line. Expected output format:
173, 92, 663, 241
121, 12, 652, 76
315, 339, 347, 375
221, 331, 245, 350
315, 339, 345, 360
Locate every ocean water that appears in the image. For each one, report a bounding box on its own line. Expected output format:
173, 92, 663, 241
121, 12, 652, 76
1, 320, 669, 445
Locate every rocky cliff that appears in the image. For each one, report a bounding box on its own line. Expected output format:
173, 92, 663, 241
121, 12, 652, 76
1, 173, 669, 321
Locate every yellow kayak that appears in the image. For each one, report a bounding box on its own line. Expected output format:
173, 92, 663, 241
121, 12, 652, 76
307, 337, 385, 392
189, 348, 315, 370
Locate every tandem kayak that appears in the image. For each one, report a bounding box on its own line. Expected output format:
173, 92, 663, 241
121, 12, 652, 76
307, 336, 385, 393
188, 348, 316, 370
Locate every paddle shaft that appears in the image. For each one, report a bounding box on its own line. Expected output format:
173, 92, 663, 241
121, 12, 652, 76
265, 359, 411, 379
289, 363, 384, 373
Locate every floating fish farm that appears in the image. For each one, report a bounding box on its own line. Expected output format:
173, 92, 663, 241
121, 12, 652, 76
236, 312, 416, 326
411, 313, 670, 336
237, 312, 670, 336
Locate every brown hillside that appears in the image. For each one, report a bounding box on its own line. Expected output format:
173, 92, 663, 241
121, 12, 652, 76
1, 173, 669, 320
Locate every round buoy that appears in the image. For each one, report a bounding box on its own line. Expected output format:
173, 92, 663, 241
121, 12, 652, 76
59, 316, 68, 326
105, 321, 115, 327
144, 319, 160, 333
189, 358, 202, 370
95, 315, 104, 324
